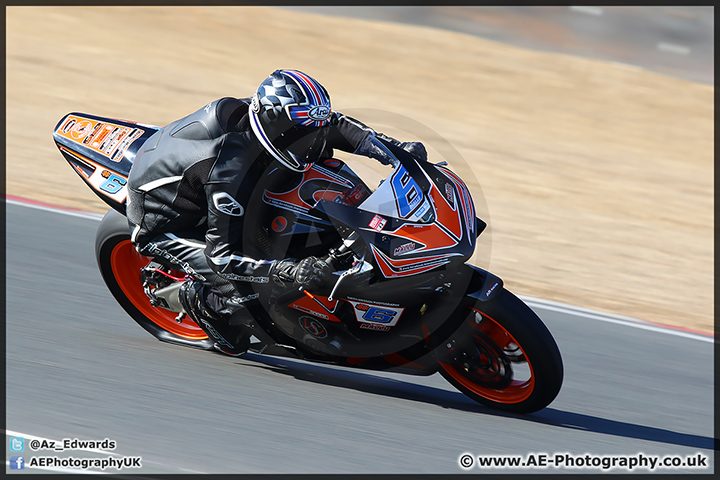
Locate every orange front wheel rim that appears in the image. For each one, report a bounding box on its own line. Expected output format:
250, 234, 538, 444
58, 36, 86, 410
439, 308, 535, 404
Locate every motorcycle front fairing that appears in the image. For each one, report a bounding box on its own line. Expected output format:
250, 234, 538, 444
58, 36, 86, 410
311, 137, 478, 283
255, 138, 487, 363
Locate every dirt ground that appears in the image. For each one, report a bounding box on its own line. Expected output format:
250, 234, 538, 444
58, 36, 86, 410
6, 7, 714, 333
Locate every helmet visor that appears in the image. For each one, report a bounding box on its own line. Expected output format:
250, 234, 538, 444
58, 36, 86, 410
280, 125, 329, 166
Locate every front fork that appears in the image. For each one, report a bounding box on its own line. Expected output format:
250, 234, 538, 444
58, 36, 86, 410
434, 265, 505, 361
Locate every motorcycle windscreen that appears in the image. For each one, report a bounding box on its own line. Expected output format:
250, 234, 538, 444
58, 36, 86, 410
357, 162, 434, 223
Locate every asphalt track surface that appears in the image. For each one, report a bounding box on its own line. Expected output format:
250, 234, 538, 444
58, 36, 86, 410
5, 201, 715, 474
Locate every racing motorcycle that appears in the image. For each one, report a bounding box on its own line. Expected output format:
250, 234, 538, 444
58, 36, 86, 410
53, 111, 563, 413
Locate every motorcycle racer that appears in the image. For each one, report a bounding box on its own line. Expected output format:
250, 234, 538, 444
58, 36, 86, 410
126, 69, 426, 356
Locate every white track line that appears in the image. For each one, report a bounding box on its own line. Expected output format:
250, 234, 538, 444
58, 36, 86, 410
657, 42, 691, 55
569, 6, 604, 16
6, 198, 104, 220
6, 197, 715, 343
520, 296, 713, 343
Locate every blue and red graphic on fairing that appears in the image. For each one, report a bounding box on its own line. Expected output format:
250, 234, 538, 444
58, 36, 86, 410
262, 164, 352, 216
437, 166, 476, 241
367, 163, 476, 279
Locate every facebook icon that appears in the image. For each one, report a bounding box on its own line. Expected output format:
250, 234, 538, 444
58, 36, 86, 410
10, 455, 25, 470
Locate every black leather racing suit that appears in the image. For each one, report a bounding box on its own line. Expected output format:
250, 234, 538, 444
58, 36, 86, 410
126, 97, 378, 316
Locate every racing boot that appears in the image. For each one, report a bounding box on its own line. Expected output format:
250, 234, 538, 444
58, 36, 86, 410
179, 281, 250, 357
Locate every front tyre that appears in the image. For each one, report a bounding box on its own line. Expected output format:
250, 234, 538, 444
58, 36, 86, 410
438, 288, 563, 413
95, 209, 213, 349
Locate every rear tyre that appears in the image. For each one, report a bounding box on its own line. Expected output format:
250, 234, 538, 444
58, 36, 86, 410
438, 288, 563, 413
95, 209, 213, 349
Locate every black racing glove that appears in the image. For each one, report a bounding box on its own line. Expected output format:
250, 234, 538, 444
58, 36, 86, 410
356, 133, 427, 164
397, 141, 427, 162
270, 256, 332, 291
376, 133, 427, 162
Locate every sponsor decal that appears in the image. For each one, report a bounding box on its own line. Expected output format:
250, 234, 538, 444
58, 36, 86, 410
341, 182, 370, 206
90, 124, 116, 149
369, 214, 387, 232
324, 159, 341, 168
299, 316, 328, 338
61, 118, 76, 134
442, 167, 476, 237
226, 293, 260, 306
445, 182, 455, 206
222, 273, 269, 283
198, 317, 234, 348
370, 244, 454, 278
144, 243, 206, 282
346, 296, 400, 307
292, 304, 329, 320
349, 301, 404, 328
308, 105, 331, 121
110, 128, 143, 162
72, 120, 94, 141
56, 115, 143, 162
485, 281, 499, 298
413, 199, 431, 220
82, 122, 104, 145
271, 216, 288, 232
213, 192, 244, 216
99, 127, 122, 152
394, 242, 417, 256
360, 323, 391, 332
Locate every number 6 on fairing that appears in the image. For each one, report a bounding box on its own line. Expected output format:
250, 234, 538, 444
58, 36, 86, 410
99, 174, 126, 194
363, 307, 397, 324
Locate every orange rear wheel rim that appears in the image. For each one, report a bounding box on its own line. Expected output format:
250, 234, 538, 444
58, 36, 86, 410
440, 308, 535, 404
110, 240, 207, 340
